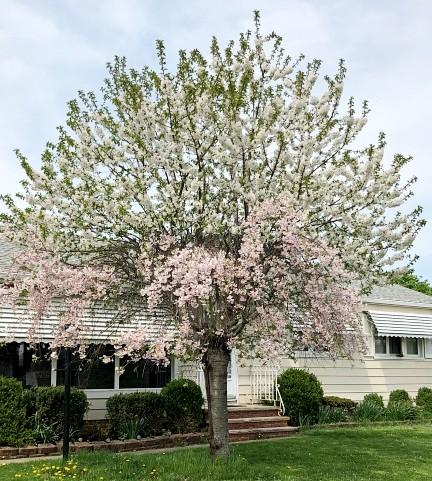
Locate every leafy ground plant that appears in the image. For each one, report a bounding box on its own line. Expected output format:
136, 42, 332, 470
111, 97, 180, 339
120, 417, 145, 440
31, 414, 60, 444
353, 399, 385, 422
318, 405, 348, 424
385, 401, 417, 421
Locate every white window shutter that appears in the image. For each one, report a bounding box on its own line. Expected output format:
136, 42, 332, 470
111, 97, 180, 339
424, 339, 432, 358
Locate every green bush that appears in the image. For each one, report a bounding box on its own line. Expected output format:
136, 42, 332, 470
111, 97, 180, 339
388, 389, 412, 406
23, 386, 89, 438
416, 387, 432, 411
363, 393, 385, 408
353, 399, 385, 422
317, 405, 347, 424
161, 379, 204, 433
385, 401, 417, 421
322, 396, 356, 412
0, 376, 30, 446
277, 369, 324, 425
106, 392, 166, 438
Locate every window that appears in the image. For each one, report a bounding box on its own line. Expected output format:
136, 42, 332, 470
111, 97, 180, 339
374, 336, 387, 354
373, 336, 423, 358
406, 338, 419, 356
389, 337, 402, 356
119, 358, 171, 389
0, 342, 51, 387
57, 344, 115, 389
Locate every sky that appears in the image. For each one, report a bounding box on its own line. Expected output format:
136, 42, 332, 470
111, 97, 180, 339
0, 0, 431, 278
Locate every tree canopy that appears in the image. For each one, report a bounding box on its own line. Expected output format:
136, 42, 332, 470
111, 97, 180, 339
0, 12, 424, 458
390, 271, 432, 297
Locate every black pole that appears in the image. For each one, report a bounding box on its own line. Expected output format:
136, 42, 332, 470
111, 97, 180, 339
63, 347, 71, 462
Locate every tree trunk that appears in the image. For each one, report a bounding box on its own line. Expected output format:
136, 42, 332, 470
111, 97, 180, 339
203, 346, 230, 460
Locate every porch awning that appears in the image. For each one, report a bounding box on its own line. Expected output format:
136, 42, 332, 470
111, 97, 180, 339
368, 310, 432, 338
0, 302, 172, 344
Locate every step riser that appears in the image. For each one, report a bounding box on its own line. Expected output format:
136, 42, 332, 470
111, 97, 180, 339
229, 420, 288, 430
230, 430, 297, 442
228, 409, 280, 419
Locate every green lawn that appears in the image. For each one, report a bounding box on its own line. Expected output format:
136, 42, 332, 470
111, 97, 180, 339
2, 425, 432, 480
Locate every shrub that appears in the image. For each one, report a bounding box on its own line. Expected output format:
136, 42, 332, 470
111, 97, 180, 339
277, 369, 324, 425
385, 401, 417, 421
388, 389, 412, 406
23, 386, 89, 438
322, 396, 356, 413
416, 387, 432, 411
161, 379, 204, 433
353, 399, 385, 422
0, 376, 30, 446
106, 392, 166, 438
363, 393, 385, 408
318, 405, 347, 424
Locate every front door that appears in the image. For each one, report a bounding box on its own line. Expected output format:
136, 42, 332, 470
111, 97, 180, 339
197, 350, 238, 403
226, 350, 238, 402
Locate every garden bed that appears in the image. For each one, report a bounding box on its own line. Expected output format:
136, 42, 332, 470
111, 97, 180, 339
0, 432, 208, 460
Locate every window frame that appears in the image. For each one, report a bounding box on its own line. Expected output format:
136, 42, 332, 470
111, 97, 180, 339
373, 335, 424, 359
52, 353, 177, 392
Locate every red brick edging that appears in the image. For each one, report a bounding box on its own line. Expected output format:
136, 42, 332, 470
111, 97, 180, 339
0, 433, 208, 460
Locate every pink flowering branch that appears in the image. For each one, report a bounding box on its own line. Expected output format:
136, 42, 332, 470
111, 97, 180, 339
128, 199, 365, 364
0, 232, 115, 351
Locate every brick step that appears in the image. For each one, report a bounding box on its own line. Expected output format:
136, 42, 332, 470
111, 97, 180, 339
227, 406, 280, 419
228, 416, 289, 430
229, 426, 299, 442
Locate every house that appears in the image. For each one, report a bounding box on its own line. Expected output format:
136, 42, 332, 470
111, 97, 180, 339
1, 239, 432, 419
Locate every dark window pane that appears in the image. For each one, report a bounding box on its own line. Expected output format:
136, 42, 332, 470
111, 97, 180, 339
374, 336, 387, 354
389, 337, 402, 355
119, 359, 171, 389
406, 338, 419, 355
0, 343, 16, 378
57, 345, 114, 389
0, 342, 51, 387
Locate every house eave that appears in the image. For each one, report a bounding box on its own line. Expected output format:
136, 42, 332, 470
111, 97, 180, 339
363, 299, 432, 309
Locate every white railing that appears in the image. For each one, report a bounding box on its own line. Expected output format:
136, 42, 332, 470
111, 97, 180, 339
250, 366, 285, 415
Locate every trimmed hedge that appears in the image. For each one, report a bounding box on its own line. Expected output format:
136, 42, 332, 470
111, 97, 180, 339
323, 396, 356, 412
0, 376, 30, 446
106, 392, 166, 438
161, 379, 204, 433
416, 387, 432, 411
23, 386, 89, 437
388, 389, 412, 406
278, 369, 323, 425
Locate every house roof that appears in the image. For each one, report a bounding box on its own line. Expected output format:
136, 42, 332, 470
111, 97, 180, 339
365, 284, 432, 307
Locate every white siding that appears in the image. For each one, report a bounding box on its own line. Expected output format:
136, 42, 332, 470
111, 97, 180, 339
238, 302, 432, 404
238, 356, 432, 403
